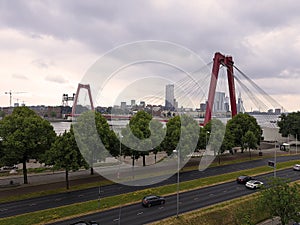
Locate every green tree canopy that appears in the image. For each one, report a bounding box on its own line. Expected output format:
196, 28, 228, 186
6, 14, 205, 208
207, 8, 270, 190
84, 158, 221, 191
259, 177, 300, 225
121, 111, 154, 167
44, 126, 88, 189
278, 112, 300, 139
0, 106, 56, 184
73, 111, 119, 174
225, 113, 261, 153
163, 114, 199, 162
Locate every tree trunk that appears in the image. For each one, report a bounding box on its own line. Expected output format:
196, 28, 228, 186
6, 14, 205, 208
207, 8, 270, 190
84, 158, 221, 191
132, 155, 135, 167
22, 160, 28, 184
154, 153, 157, 164
65, 169, 69, 189
143, 154, 146, 167
90, 167, 94, 175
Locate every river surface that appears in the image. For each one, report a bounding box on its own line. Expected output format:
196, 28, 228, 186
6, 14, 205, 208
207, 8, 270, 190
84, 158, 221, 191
51, 121, 72, 135
51, 114, 280, 135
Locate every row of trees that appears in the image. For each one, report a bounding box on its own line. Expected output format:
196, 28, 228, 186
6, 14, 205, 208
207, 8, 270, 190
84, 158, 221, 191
0, 106, 262, 188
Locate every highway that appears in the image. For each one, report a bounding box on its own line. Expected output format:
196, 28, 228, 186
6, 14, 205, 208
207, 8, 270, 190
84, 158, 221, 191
47, 168, 300, 225
0, 155, 299, 219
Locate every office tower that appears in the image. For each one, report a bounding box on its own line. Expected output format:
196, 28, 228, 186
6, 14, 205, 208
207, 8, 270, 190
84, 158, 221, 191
213, 92, 226, 113
165, 84, 174, 110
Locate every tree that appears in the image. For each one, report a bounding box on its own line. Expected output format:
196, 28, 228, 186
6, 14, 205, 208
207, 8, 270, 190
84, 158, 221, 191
149, 119, 165, 164
121, 111, 153, 167
44, 126, 88, 189
278, 112, 300, 139
0, 106, 56, 184
242, 130, 258, 159
258, 177, 300, 225
225, 113, 261, 153
73, 111, 119, 174
163, 114, 199, 161
162, 116, 181, 156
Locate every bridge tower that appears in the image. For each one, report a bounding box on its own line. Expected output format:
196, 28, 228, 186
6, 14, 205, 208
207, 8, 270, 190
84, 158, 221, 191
204, 52, 237, 125
71, 83, 95, 117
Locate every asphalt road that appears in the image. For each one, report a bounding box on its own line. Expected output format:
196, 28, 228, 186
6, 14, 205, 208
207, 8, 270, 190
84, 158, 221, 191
0, 155, 299, 219
47, 168, 300, 225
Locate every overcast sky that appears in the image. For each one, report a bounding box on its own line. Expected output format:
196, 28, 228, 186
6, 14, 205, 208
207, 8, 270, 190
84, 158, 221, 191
0, 0, 300, 112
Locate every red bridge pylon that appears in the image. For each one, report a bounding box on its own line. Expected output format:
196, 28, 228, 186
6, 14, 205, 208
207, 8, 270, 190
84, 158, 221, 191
204, 52, 237, 125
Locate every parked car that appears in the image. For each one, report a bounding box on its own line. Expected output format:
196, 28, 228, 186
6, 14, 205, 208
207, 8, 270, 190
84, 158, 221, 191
69, 221, 99, 225
293, 164, 300, 171
142, 195, 165, 207
245, 180, 264, 189
236, 175, 252, 184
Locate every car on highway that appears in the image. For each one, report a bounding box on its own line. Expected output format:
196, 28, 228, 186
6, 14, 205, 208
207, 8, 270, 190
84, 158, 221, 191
236, 175, 252, 184
293, 164, 300, 171
245, 180, 264, 189
142, 195, 165, 207
69, 221, 99, 225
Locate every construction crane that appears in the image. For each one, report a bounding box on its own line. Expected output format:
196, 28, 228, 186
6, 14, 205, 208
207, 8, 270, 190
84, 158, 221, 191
5, 90, 27, 107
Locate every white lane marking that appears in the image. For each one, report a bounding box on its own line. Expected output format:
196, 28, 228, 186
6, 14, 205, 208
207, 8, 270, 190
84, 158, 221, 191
194, 197, 199, 200
137, 211, 144, 216
113, 218, 119, 222
29, 203, 36, 206
0, 208, 8, 212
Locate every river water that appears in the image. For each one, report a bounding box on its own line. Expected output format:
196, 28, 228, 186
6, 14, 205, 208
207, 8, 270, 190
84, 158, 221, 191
51, 121, 72, 135
51, 114, 280, 135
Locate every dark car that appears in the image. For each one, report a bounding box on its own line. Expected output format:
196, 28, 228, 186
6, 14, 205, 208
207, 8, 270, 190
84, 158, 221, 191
236, 175, 252, 184
69, 221, 99, 225
142, 195, 165, 207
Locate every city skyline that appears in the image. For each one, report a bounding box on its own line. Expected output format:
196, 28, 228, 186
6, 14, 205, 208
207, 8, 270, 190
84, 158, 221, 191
1, 1, 300, 112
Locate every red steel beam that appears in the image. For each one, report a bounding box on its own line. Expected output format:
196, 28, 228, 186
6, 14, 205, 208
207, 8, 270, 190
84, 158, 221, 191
204, 52, 237, 125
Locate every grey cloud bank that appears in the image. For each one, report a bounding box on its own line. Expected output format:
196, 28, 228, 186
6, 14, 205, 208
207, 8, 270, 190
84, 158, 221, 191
0, 0, 299, 110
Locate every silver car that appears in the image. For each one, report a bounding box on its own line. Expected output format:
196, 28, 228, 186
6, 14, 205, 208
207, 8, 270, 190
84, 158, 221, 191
245, 180, 263, 189
293, 164, 300, 171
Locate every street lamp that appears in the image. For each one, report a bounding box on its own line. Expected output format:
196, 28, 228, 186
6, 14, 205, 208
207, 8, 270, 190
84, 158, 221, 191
206, 131, 210, 147
274, 140, 277, 177
118, 134, 123, 179
173, 149, 180, 218
296, 134, 298, 154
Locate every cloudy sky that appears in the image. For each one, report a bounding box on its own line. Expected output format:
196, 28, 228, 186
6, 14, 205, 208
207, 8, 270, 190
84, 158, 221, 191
0, 0, 300, 112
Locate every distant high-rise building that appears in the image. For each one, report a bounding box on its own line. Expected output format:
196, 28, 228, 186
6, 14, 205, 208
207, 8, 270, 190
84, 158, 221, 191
120, 102, 127, 110
140, 101, 145, 108
275, 108, 281, 114
200, 103, 206, 112
213, 92, 226, 113
237, 93, 245, 113
224, 96, 230, 112
174, 98, 178, 111
165, 84, 174, 110
131, 100, 136, 107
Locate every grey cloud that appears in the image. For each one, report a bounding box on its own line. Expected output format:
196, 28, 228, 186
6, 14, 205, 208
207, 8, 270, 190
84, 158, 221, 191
31, 59, 52, 69
45, 75, 68, 84
12, 73, 28, 80
0, 0, 300, 83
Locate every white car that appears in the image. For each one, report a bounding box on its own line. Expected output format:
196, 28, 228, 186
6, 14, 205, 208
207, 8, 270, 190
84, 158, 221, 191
293, 164, 300, 171
245, 180, 264, 189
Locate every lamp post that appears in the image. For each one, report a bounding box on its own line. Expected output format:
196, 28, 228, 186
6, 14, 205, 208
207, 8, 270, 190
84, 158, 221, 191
206, 131, 210, 147
118, 134, 123, 179
274, 140, 277, 177
173, 149, 180, 218
296, 134, 298, 154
